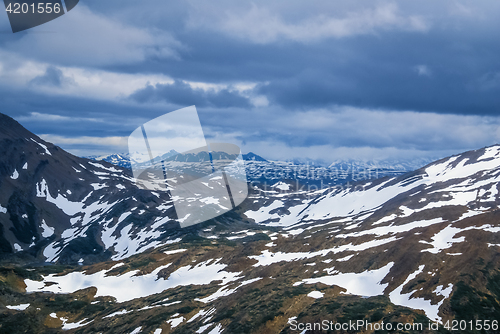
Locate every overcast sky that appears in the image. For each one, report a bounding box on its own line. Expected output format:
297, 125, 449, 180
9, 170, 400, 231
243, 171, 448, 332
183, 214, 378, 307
1, 0, 499, 162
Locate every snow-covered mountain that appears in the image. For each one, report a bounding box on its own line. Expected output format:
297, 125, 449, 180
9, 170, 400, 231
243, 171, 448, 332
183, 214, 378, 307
89, 152, 425, 189
0, 113, 238, 264
328, 157, 437, 172
85, 153, 133, 169
86, 151, 265, 170
2, 112, 500, 333
242, 145, 500, 322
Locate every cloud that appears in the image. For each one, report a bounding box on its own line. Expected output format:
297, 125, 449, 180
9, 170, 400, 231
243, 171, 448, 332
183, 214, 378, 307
17, 112, 102, 123
2, 0, 500, 161
198, 106, 500, 158
4, 5, 182, 66
414, 65, 432, 77
475, 71, 500, 91
238, 142, 453, 163
40, 134, 127, 147
29, 66, 74, 87
130, 80, 252, 108
256, 52, 500, 115
0, 88, 162, 139
39, 134, 128, 157
188, 2, 428, 44
5, 80, 500, 160
0, 54, 174, 101
3, 1, 498, 117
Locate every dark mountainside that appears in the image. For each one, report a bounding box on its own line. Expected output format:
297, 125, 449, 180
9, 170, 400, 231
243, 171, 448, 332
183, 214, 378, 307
1, 112, 500, 333
0, 113, 267, 265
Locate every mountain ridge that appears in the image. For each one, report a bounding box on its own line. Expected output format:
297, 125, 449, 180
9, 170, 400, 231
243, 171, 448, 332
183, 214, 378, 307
2, 112, 500, 333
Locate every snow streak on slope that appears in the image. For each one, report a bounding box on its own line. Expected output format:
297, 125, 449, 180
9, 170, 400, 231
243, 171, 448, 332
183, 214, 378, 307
388, 265, 451, 322
29, 159, 177, 262
294, 262, 394, 297
241, 145, 500, 323
249, 237, 399, 267
25, 259, 241, 303
245, 146, 500, 227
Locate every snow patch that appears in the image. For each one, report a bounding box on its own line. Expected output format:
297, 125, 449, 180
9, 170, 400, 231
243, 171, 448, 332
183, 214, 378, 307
91, 183, 107, 190
336, 254, 354, 262
274, 182, 291, 191
40, 219, 55, 238
307, 291, 324, 299
207, 324, 223, 334
249, 237, 398, 267
167, 315, 184, 328
372, 214, 397, 226
62, 318, 93, 330
25, 259, 241, 303
389, 265, 439, 321
478, 146, 500, 161
6, 303, 30, 311
104, 309, 132, 318
337, 218, 444, 238
195, 277, 262, 303
88, 161, 121, 173
31, 138, 51, 155
130, 326, 142, 334
164, 249, 187, 255
420, 225, 465, 254
295, 262, 394, 298
36, 179, 84, 216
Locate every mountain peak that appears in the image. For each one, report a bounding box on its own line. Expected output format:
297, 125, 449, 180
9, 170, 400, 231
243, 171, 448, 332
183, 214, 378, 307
0, 113, 37, 141
242, 152, 267, 161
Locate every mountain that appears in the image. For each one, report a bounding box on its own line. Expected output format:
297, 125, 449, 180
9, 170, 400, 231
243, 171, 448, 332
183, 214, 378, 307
328, 157, 437, 172
0, 113, 264, 265
89, 151, 424, 189
243, 152, 268, 162
85, 153, 132, 169
88, 151, 267, 168
2, 112, 500, 333
242, 145, 500, 323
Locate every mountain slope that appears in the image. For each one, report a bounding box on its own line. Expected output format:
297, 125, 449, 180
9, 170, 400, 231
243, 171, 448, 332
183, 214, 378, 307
0, 113, 200, 264
2, 112, 500, 333
241, 144, 500, 322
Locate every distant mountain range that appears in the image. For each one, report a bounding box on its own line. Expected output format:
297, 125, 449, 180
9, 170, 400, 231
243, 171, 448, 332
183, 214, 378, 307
85, 151, 268, 169
2, 111, 500, 333
86, 151, 435, 188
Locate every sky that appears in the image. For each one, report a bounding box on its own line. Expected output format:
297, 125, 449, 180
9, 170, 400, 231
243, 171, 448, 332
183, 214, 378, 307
0, 0, 500, 162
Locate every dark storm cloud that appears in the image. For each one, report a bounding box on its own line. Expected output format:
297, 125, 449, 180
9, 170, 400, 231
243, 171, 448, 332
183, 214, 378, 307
3, 0, 500, 117
255, 31, 500, 115
29, 66, 73, 87
102, 6, 500, 117
130, 80, 251, 108
0, 86, 168, 137
1, 0, 500, 159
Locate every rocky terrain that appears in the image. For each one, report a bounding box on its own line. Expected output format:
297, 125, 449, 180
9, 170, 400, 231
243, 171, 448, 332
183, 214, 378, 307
1, 112, 500, 333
